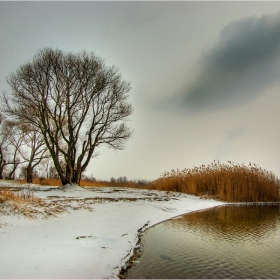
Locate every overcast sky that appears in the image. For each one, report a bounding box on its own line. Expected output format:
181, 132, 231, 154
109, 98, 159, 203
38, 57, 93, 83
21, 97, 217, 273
1, 1, 280, 181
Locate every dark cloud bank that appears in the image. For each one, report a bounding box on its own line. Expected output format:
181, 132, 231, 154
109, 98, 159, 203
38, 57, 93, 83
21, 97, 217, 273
181, 12, 280, 111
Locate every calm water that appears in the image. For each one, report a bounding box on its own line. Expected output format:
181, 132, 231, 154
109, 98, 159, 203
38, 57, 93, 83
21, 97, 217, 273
124, 205, 280, 279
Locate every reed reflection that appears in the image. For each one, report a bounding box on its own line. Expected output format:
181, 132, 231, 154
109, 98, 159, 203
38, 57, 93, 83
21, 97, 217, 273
167, 205, 280, 244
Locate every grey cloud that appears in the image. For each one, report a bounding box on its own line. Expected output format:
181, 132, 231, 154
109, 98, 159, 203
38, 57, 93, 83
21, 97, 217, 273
225, 127, 246, 140
182, 12, 280, 111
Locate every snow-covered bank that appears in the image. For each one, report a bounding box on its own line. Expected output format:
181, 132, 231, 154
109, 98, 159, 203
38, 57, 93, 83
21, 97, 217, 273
0, 182, 225, 279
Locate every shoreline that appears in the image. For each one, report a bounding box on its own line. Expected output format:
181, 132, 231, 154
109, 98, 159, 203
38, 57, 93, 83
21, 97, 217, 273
117, 201, 280, 278
118, 204, 227, 278
118, 221, 150, 279
0, 183, 225, 278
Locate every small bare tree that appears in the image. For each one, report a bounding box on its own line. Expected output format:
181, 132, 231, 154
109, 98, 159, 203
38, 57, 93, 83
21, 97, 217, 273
49, 164, 60, 179
18, 123, 50, 183
3, 48, 133, 186
0, 115, 10, 179
0, 117, 24, 180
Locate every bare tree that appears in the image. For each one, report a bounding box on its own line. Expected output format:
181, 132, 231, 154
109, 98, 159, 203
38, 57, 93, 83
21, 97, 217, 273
110, 177, 116, 183
18, 165, 27, 180
0, 118, 24, 180
0, 114, 10, 179
49, 165, 60, 179
0, 145, 9, 179
42, 158, 51, 179
0, 116, 49, 182
3, 48, 133, 186
117, 176, 127, 183
18, 123, 50, 183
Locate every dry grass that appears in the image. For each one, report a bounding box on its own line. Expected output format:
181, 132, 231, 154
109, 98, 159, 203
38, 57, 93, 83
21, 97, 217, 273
0, 178, 148, 218
20, 178, 148, 189
21, 178, 120, 187
0, 187, 47, 218
148, 161, 280, 202
0, 187, 39, 202
80, 180, 148, 189
32, 178, 62, 186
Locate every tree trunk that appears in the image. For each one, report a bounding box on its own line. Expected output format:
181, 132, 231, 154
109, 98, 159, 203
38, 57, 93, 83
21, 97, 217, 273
26, 165, 33, 183
63, 165, 82, 186
0, 159, 8, 180
73, 169, 82, 185
74, 167, 82, 185
8, 163, 19, 180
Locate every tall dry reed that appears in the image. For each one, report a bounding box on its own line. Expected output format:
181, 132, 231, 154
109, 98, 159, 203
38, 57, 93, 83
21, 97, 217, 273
149, 161, 280, 202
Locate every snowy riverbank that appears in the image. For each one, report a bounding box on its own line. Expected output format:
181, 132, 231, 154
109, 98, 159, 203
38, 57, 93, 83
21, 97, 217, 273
0, 181, 225, 278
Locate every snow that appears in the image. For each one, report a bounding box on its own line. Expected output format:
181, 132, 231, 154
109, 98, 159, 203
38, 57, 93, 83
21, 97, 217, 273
0, 181, 225, 279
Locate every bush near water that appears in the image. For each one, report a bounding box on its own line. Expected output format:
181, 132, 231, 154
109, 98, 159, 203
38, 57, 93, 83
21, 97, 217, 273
149, 161, 280, 202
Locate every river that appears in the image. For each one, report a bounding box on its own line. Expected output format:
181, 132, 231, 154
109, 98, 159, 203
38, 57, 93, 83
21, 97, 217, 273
124, 204, 280, 279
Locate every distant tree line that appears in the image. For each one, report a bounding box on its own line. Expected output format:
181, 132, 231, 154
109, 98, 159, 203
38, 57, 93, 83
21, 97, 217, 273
110, 176, 149, 185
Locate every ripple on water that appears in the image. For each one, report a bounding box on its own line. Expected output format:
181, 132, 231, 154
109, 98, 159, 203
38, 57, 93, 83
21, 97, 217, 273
125, 205, 280, 279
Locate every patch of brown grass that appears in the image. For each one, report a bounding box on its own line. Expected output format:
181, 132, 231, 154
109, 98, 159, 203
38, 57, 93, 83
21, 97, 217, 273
148, 161, 280, 202
0, 187, 46, 218
18, 178, 149, 190
0, 187, 38, 202
32, 178, 62, 186
80, 180, 111, 187
80, 180, 148, 189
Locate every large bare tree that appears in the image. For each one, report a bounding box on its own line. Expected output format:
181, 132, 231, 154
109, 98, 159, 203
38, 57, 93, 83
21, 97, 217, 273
3, 48, 133, 186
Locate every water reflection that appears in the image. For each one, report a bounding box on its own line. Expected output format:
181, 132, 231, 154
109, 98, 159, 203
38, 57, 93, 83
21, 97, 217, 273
169, 205, 280, 245
125, 205, 280, 279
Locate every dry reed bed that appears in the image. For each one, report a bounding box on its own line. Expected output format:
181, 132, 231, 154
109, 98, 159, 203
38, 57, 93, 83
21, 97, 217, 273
148, 161, 280, 202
